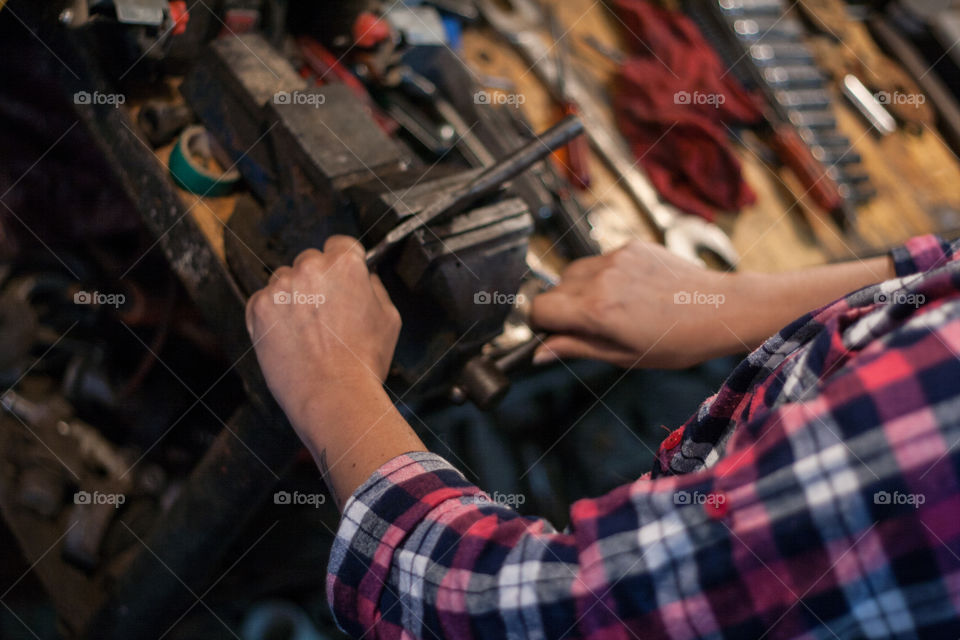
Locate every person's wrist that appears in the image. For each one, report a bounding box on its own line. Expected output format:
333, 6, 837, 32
713, 271, 775, 353
287, 369, 388, 437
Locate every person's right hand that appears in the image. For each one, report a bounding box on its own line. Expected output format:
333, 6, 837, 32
530, 240, 742, 369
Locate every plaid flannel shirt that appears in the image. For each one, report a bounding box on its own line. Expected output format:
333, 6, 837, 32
327, 235, 960, 639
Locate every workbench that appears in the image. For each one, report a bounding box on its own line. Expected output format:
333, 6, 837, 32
9, 3, 960, 636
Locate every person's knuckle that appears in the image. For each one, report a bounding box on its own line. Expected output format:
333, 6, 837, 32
296, 248, 324, 269
252, 290, 274, 314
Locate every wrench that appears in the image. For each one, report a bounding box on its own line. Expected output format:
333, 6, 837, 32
477, 0, 739, 269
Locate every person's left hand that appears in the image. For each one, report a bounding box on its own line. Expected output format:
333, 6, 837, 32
245, 236, 401, 430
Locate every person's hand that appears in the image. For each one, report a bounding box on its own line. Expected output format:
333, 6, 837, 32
245, 236, 401, 428
531, 240, 739, 369
531, 239, 898, 370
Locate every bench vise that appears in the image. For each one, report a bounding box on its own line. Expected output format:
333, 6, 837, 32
180, 34, 549, 405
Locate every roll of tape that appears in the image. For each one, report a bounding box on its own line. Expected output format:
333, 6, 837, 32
169, 125, 240, 197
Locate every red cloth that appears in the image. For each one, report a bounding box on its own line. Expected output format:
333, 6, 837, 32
612, 0, 761, 220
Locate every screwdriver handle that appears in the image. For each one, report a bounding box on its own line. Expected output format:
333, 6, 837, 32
768, 122, 844, 214
554, 102, 591, 190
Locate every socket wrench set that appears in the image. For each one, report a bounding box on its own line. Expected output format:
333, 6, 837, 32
686, 0, 876, 206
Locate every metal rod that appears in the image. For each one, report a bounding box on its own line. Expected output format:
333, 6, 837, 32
365, 115, 585, 267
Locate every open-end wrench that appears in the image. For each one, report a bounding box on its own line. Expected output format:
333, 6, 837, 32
477, 0, 739, 269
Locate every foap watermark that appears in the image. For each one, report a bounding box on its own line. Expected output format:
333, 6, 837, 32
273, 91, 326, 108
74, 490, 126, 509
673, 490, 726, 506
474, 290, 526, 306
874, 490, 925, 509
674, 290, 725, 308
474, 90, 526, 107
274, 490, 326, 508
74, 90, 126, 107
875, 91, 926, 107
674, 90, 726, 108
273, 291, 326, 307
74, 290, 126, 309
874, 291, 925, 308
478, 491, 526, 508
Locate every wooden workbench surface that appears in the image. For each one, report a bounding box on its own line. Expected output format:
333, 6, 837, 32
182, 0, 960, 274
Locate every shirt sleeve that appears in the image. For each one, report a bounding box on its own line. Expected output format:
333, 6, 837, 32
890, 234, 958, 277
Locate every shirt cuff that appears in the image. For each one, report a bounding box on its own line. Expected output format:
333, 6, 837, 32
890, 235, 956, 277
325, 451, 482, 636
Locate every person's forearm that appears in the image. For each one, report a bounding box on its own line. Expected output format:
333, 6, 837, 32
716, 255, 896, 355
294, 379, 426, 510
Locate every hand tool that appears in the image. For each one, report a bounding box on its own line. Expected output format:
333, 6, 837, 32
841, 74, 896, 135
732, 16, 805, 39
762, 64, 826, 88
749, 42, 816, 65
409, 44, 601, 257
549, 7, 591, 191
686, 0, 874, 226
787, 108, 839, 130
809, 145, 862, 166
717, 0, 782, 14
390, 66, 498, 168
478, 0, 740, 269
774, 88, 832, 111
796, 0, 935, 129
364, 115, 585, 268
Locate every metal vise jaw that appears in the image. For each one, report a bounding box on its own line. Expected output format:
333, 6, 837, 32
347, 170, 534, 396
180, 33, 408, 258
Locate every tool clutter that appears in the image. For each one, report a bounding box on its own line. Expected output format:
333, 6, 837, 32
45, 0, 954, 408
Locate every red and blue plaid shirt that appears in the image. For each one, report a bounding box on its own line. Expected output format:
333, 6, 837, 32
327, 235, 960, 639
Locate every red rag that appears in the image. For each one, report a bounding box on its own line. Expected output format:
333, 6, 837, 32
612, 0, 761, 220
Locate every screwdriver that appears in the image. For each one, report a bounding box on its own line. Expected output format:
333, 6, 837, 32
549, 8, 591, 191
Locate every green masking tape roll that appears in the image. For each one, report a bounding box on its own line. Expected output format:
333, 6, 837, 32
169, 125, 240, 197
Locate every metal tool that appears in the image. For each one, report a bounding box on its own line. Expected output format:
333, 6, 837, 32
774, 88, 832, 111
841, 74, 897, 136
787, 108, 839, 131
365, 115, 585, 267
717, 0, 783, 14
478, 0, 739, 269
732, 17, 805, 39
749, 42, 816, 65
451, 331, 544, 409
549, 7, 591, 190
762, 65, 826, 88
687, 0, 876, 223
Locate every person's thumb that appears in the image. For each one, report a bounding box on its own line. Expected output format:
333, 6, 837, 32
530, 290, 592, 335
532, 333, 629, 366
